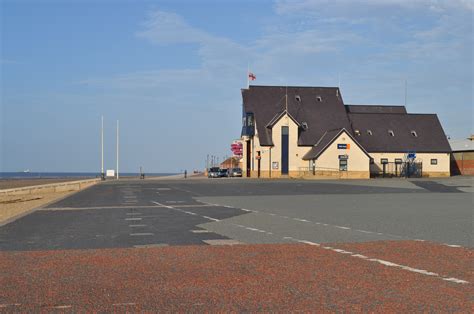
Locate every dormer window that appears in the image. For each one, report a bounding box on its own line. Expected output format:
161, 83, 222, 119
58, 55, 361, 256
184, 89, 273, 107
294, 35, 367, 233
388, 130, 395, 137
316, 96, 322, 102
367, 130, 373, 136
295, 95, 301, 102
411, 130, 418, 137
355, 129, 361, 136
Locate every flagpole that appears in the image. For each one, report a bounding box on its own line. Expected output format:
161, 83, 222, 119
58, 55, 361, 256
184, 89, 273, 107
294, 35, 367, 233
247, 63, 249, 89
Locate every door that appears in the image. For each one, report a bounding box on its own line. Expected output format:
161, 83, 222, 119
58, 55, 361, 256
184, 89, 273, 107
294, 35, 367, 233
246, 140, 251, 177
281, 126, 289, 175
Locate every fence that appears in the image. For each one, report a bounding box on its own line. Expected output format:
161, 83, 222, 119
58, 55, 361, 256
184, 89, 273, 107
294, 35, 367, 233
370, 161, 423, 178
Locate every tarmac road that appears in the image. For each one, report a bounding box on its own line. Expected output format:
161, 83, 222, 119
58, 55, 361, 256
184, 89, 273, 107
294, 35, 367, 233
0, 177, 472, 311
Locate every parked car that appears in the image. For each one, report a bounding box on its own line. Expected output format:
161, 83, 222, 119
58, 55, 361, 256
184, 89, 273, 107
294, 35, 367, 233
218, 168, 229, 177
208, 167, 220, 178
229, 167, 242, 177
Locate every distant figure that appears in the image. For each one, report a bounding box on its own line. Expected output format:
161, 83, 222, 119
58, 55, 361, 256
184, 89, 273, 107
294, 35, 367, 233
184, 170, 187, 179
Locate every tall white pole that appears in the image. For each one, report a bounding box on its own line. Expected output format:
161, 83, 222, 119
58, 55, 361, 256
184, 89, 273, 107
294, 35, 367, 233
101, 116, 104, 177
247, 63, 249, 89
116, 120, 119, 180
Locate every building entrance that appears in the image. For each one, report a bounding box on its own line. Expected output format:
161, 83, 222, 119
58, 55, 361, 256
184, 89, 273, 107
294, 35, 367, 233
281, 126, 289, 175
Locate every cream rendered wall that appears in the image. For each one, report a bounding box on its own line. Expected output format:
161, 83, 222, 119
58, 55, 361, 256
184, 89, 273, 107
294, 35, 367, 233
369, 152, 450, 175
241, 114, 313, 177
271, 114, 312, 172
315, 132, 370, 172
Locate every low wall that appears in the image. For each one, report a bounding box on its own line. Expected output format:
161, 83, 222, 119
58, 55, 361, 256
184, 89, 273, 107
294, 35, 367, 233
247, 170, 370, 179
0, 178, 101, 196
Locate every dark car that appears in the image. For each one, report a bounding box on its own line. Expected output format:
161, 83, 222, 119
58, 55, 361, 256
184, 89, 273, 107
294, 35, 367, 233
208, 167, 220, 178
218, 168, 229, 177
229, 167, 242, 177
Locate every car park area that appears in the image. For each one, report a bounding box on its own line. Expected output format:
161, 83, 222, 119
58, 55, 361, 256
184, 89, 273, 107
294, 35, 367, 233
0, 177, 472, 311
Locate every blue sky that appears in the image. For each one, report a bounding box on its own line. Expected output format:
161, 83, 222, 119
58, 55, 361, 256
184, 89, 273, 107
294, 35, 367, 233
1, 0, 472, 173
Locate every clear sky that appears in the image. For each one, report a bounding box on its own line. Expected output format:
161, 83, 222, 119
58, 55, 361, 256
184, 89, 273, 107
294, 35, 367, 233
1, 0, 472, 173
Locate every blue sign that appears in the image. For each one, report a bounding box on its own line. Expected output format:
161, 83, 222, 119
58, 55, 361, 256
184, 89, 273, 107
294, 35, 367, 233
337, 144, 347, 149
407, 152, 416, 159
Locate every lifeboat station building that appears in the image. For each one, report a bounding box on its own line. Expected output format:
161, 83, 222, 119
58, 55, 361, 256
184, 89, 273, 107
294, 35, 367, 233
240, 85, 451, 179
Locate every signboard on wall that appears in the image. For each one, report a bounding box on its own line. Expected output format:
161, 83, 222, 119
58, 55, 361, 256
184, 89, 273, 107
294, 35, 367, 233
272, 162, 279, 169
337, 143, 350, 149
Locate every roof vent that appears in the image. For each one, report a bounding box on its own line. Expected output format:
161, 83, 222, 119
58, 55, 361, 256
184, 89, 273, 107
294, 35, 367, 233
355, 129, 361, 136
388, 130, 395, 137
316, 96, 322, 102
411, 130, 418, 137
301, 122, 308, 130
295, 95, 301, 102
367, 130, 373, 136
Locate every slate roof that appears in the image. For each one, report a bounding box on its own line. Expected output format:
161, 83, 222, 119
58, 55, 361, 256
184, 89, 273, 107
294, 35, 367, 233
241, 85, 451, 154
242, 86, 352, 146
348, 113, 451, 153
345, 105, 407, 114
302, 128, 371, 160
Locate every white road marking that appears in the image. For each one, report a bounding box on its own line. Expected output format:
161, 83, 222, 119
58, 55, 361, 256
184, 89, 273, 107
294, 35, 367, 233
203, 216, 220, 222
191, 230, 211, 233
297, 240, 320, 246
184, 211, 197, 215
335, 226, 351, 230
156, 188, 171, 191
292, 239, 470, 285
293, 218, 310, 222
130, 233, 154, 236
126, 212, 141, 216
241, 209, 252, 212
0, 304, 21, 308
129, 224, 146, 227
125, 218, 142, 221
445, 244, 462, 248
51, 305, 72, 309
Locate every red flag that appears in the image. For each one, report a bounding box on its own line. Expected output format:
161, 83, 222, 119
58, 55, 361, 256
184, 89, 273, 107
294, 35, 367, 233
248, 72, 256, 81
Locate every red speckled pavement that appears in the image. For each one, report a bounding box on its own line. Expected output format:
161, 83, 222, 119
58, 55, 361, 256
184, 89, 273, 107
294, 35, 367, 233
1, 241, 472, 312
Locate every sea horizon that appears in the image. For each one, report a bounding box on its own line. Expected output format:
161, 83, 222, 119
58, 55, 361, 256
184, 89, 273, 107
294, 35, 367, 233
0, 172, 180, 179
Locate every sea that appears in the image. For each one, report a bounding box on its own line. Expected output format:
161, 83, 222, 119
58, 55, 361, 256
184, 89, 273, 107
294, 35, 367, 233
0, 172, 179, 179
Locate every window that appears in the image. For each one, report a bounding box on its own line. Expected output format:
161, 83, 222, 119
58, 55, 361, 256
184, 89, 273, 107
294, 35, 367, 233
316, 96, 322, 102
367, 130, 373, 136
431, 159, 438, 165
395, 158, 402, 164
381, 158, 388, 164
295, 95, 301, 102
355, 129, 361, 136
339, 159, 347, 171
411, 130, 418, 137
388, 130, 395, 136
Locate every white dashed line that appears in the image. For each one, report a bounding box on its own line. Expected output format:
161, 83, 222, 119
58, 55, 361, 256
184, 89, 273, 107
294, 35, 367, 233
126, 212, 141, 216
444, 244, 462, 248
293, 238, 470, 285
130, 233, 154, 236
129, 224, 146, 227
183, 211, 197, 215
202, 216, 220, 222
125, 218, 142, 221
50, 305, 72, 309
